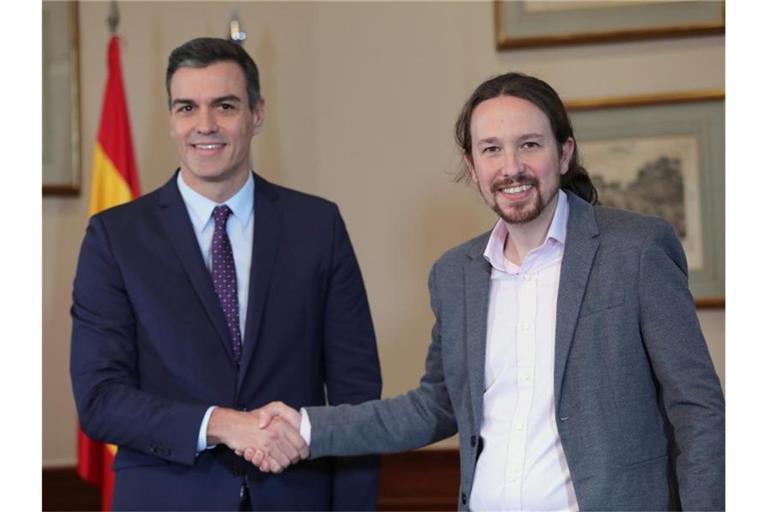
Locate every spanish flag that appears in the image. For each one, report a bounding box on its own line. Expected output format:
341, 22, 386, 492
77, 35, 140, 511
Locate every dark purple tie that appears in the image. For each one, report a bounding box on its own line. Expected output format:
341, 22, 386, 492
211, 205, 242, 365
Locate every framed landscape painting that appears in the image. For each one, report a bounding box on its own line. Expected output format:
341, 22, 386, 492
495, 0, 724, 49
567, 91, 724, 307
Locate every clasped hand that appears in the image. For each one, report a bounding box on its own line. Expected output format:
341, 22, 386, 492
212, 401, 307, 473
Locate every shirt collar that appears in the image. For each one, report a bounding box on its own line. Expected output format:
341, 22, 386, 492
176, 171, 255, 234
483, 189, 569, 273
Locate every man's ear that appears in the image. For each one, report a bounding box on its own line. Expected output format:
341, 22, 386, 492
560, 137, 575, 175
464, 153, 478, 183
252, 97, 265, 135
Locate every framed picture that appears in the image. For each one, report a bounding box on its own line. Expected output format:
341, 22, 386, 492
566, 91, 724, 307
495, 0, 724, 49
43, 1, 81, 196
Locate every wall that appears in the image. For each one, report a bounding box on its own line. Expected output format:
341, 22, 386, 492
43, 1, 725, 465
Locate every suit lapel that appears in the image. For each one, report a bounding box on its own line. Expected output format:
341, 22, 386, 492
154, 172, 237, 367
464, 236, 492, 430
553, 193, 600, 413
238, 174, 282, 388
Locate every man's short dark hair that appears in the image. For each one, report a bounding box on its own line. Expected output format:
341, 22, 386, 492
454, 72, 598, 204
166, 37, 261, 110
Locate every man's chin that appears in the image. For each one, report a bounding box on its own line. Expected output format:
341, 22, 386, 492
183, 167, 234, 183
498, 209, 540, 225
494, 200, 542, 225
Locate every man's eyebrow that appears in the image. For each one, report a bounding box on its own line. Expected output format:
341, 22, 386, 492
171, 95, 243, 108
476, 133, 547, 146
211, 95, 242, 105
171, 98, 195, 108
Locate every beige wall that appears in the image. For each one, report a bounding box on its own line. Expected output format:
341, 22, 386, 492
43, 1, 725, 466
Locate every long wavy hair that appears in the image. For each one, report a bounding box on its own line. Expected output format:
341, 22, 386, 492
454, 72, 598, 204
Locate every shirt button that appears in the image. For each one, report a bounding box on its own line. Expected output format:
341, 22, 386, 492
522, 322, 531, 331
521, 373, 530, 382
515, 423, 524, 431
523, 273, 531, 281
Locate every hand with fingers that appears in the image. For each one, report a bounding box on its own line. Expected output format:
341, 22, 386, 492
241, 401, 307, 472
206, 406, 307, 473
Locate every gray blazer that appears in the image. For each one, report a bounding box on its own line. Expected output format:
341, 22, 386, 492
307, 192, 725, 511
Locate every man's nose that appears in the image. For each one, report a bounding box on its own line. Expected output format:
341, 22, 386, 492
501, 150, 521, 177
195, 108, 218, 134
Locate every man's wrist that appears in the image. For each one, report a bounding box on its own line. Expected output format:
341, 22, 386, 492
206, 407, 242, 446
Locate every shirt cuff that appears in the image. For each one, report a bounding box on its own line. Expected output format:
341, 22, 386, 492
197, 406, 217, 453
300, 407, 312, 446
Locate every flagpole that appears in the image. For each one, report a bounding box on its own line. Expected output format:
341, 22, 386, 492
107, 0, 119, 34
77, 2, 140, 509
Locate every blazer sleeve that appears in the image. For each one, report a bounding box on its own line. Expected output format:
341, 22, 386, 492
637, 220, 725, 511
321, 206, 383, 510
70, 215, 208, 467
307, 261, 458, 459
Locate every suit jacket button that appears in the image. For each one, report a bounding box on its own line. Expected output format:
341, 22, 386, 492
470, 435, 477, 448
461, 492, 467, 505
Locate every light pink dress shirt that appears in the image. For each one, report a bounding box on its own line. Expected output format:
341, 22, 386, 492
469, 190, 579, 511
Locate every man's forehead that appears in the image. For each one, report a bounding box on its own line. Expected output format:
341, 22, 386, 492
471, 96, 551, 135
170, 61, 247, 97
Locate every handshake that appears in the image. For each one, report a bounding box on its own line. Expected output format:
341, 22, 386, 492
207, 401, 307, 474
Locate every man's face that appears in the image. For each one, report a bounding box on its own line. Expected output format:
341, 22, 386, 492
465, 95, 574, 225
169, 61, 264, 190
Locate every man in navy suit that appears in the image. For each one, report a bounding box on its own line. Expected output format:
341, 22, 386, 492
70, 37, 382, 511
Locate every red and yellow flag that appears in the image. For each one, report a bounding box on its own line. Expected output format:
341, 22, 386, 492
89, 36, 140, 213
77, 35, 140, 511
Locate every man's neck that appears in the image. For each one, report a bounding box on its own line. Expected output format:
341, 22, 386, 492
502, 194, 559, 266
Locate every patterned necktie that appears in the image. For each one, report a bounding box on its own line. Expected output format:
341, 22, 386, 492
211, 205, 242, 365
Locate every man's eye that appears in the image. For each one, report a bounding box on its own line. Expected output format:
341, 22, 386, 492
176, 105, 193, 113
219, 103, 234, 110
482, 146, 500, 153
521, 141, 540, 149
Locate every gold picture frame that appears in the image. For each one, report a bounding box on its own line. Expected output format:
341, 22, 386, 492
566, 91, 725, 308
43, 1, 81, 196
495, 1, 725, 50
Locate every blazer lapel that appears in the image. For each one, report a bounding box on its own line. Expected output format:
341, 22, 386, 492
154, 172, 237, 367
238, 174, 282, 388
464, 235, 492, 430
553, 193, 600, 414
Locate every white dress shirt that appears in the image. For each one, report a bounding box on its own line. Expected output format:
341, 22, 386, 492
176, 172, 255, 452
469, 190, 579, 512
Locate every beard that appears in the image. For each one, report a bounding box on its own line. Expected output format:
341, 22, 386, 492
487, 173, 558, 225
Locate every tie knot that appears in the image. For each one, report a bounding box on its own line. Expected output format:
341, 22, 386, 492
212, 205, 233, 227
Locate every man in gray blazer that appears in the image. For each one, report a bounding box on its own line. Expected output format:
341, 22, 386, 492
248, 73, 725, 511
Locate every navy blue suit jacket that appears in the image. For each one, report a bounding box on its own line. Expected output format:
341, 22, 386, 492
71, 172, 382, 511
